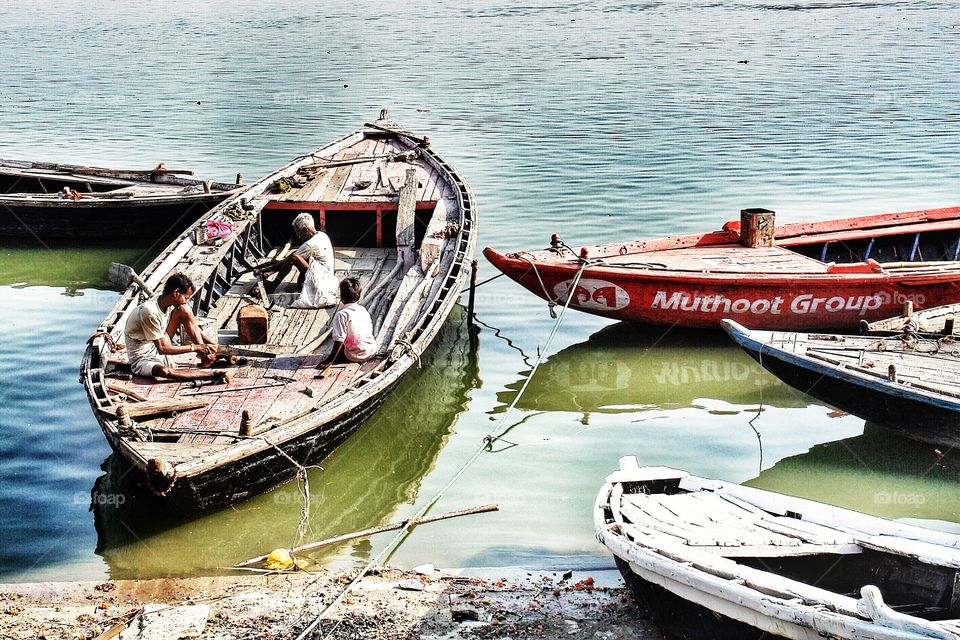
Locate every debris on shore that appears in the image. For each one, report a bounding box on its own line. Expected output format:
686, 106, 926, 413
1, 567, 666, 639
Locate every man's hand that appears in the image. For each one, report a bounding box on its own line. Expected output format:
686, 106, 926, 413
194, 344, 217, 359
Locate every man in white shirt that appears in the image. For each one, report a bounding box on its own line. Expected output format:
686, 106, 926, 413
124, 273, 231, 383
258, 212, 334, 294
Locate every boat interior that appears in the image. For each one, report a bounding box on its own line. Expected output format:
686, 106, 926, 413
787, 227, 960, 266
608, 478, 960, 622
96, 130, 466, 465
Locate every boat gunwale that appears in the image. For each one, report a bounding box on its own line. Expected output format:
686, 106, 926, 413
485, 247, 960, 286
724, 322, 960, 411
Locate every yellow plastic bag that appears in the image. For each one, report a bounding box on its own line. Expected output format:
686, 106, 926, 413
264, 548, 295, 571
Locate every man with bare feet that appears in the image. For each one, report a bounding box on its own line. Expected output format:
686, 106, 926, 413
256, 212, 334, 295
124, 272, 232, 383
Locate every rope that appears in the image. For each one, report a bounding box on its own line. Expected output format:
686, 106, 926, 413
149, 427, 319, 543
291, 258, 593, 640
459, 272, 504, 294
517, 253, 561, 318
390, 338, 421, 368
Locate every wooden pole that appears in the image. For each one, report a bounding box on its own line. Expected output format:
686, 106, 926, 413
740, 208, 776, 248
945, 317, 955, 335
236, 173, 244, 186
235, 503, 499, 568
467, 259, 479, 328
903, 300, 913, 318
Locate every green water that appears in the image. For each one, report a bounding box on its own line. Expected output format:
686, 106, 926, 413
2, 0, 960, 582
0, 242, 146, 290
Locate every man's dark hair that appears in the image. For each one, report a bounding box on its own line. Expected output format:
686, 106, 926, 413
339, 277, 362, 304
163, 272, 195, 296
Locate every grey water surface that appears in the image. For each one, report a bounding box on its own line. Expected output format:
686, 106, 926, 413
1, 0, 959, 581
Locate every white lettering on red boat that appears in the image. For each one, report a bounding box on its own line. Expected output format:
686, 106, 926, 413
651, 291, 884, 315
554, 279, 630, 311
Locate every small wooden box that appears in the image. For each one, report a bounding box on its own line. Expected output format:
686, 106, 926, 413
237, 304, 268, 344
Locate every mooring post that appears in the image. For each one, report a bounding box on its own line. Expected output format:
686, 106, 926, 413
240, 410, 253, 437
945, 317, 955, 335
903, 300, 913, 318
236, 173, 244, 186
740, 208, 776, 248
467, 259, 479, 329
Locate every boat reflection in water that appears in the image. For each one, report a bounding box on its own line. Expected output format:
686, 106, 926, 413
747, 424, 960, 531
91, 307, 479, 579
494, 323, 805, 421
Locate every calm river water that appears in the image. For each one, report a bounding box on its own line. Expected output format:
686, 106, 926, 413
1, 0, 959, 582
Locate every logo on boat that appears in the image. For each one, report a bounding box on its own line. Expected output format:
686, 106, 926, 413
651, 291, 886, 315
554, 279, 630, 311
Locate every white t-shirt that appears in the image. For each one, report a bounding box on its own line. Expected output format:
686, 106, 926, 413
331, 302, 377, 362
294, 231, 334, 273
124, 296, 171, 367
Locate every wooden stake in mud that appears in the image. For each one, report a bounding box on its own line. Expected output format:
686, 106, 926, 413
467, 259, 479, 328
740, 208, 776, 248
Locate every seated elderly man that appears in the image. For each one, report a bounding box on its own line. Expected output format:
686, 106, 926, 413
124, 273, 230, 383
257, 212, 334, 295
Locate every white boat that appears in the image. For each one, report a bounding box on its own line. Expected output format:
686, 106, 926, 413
595, 457, 960, 640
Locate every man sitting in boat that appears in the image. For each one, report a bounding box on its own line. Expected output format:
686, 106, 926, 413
124, 273, 230, 383
257, 212, 336, 302
324, 277, 376, 364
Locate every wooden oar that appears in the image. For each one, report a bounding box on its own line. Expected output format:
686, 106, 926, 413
235, 504, 499, 567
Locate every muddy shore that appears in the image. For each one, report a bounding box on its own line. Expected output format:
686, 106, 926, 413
0, 567, 666, 639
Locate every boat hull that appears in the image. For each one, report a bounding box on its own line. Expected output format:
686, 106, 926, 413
99, 378, 398, 514
614, 557, 779, 640
0, 194, 229, 239
484, 248, 960, 330
725, 323, 960, 447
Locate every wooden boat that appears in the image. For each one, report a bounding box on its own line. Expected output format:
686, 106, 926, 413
80, 112, 477, 513
91, 306, 479, 575
484, 206, 960, 330
722, 319, 960, 447
867, 302, 960, 336
595, 457, 960, 640
0, 158, 239, 239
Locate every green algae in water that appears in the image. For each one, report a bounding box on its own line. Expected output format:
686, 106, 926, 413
0, 240, 167, 290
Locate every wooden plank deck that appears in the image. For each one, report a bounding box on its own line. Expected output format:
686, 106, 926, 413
618, 490, 862, 557
109, 244, 398, 451
601, 246, 831, 274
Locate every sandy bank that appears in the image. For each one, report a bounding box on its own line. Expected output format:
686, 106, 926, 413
0, 567, 666, 639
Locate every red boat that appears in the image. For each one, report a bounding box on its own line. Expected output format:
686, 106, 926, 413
483, 206, 960, 330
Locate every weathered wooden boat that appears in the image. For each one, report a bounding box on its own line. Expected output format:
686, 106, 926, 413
80, 112, 476, 513
0, 158, 239, 239
723, 319, 960, 448
91, 306, 480, 576
484, 206, 960, 330
867, 302, 960, 336
596, 458, 960, 640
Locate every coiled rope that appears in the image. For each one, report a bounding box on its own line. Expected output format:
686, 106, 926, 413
292, 258, 592, 640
